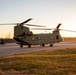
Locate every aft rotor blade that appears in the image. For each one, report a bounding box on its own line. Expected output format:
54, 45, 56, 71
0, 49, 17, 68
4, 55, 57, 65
26, 24, 46, 27
20, 18, 32, 25
60, 29, 76, 33
56, 23, 62, 29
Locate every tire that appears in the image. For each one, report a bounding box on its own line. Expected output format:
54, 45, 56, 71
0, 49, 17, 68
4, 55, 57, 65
20, 44, 23, 48
28, 45, 31, 48
50, 44, 53, 47
42, 44, 45, 47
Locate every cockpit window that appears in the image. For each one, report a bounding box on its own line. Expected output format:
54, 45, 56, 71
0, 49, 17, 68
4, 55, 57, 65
23, 32, 27, 35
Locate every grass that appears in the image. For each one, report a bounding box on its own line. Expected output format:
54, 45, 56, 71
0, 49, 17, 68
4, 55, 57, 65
0, 48, 76, 75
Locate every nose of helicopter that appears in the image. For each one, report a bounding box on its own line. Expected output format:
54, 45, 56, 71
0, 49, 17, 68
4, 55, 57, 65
14, 37, 21, 42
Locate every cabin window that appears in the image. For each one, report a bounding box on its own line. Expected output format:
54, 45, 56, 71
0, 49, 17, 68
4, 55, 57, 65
32, 37, 40, 40
56, 35, 59, 39
36, 37, 40, 40
23, 32, 27, 35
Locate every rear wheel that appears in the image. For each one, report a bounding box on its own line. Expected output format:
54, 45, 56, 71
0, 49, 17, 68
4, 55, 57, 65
28, 45, 31, 48
42, 44, 45, 47
20, 44, 23, 48
50, 44, 53, 47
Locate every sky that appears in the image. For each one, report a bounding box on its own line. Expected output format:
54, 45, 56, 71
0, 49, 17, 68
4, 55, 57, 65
0, 0, 76, 38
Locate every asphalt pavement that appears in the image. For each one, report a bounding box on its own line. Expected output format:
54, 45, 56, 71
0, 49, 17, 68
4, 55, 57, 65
0, 42, 76, 57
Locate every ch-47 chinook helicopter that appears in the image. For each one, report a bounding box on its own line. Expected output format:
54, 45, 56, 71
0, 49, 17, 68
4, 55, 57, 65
14, 18, 63, 48
0, 38, 5, 45
13, 18, 63, 48
0, 18, 76, 48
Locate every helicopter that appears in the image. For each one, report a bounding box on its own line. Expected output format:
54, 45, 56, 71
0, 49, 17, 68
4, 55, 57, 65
0, 38, 5, 45
11, 18, 63, 48
0, 18, 76, 48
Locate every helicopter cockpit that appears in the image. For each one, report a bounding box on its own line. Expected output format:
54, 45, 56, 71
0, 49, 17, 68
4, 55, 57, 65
14, 25, 33, 37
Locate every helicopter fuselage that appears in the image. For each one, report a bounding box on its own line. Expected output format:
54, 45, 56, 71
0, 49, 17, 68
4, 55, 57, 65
14, 33, 62, 44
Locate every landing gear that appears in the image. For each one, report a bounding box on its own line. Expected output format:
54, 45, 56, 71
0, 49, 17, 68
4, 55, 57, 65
42, 44, 45, 47
50, 43, 53, 47
20, 44, 23, 48
28, 45, 31, 48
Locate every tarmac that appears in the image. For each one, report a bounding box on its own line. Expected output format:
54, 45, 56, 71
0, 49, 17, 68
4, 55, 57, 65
0, 42, 76, 57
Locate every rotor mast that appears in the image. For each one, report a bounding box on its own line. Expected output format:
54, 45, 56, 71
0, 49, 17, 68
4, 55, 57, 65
53, 23, 62, 34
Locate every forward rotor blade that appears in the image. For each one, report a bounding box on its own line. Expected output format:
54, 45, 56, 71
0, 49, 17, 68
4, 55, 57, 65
0, 18, 32, 25
26, 24, 46, 27
60, 29, 76, 33
20, 18, 32, 25
0, 23, 17, 25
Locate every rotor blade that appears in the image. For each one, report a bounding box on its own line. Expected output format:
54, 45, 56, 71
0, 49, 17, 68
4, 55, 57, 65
31, 28, 53, 30
0, 18, 32, 25
25, 24, 46, 27
20, 18, 32, 25
60, 29, 76, 33
0, 23, 17, 25
56, 23, 62, 29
